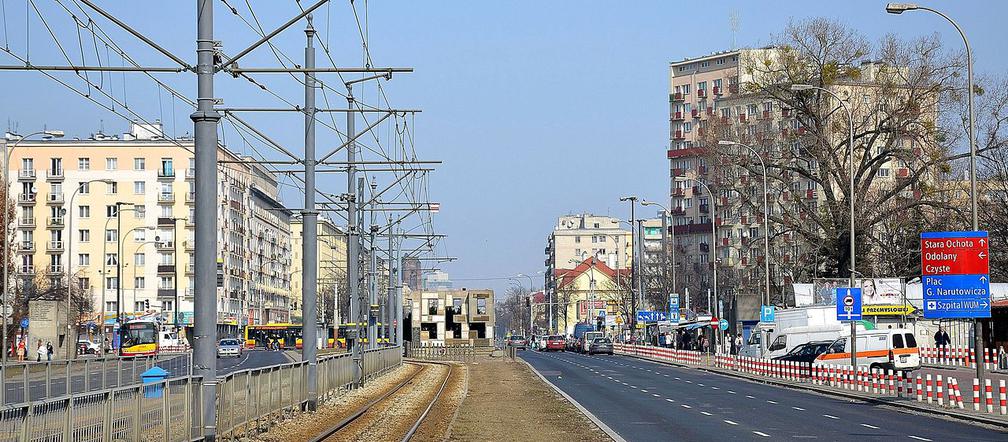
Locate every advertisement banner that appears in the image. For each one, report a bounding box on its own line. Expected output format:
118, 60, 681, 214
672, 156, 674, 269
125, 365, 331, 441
813, 278, 903, 306
578, 300, 605, 316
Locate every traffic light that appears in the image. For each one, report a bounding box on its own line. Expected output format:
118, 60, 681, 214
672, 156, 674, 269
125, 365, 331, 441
525, 296, 530, 308
596, 317, 603, 331
144, 300, 150, 310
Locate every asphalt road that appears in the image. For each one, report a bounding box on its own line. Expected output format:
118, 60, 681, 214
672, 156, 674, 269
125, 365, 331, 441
522, 350, 1007, 441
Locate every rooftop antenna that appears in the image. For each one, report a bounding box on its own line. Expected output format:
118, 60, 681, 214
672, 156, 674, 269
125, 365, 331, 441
729, 10, 740, 50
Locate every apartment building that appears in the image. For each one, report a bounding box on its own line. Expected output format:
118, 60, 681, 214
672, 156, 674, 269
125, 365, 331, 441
3, 122, 292, 338
668, 49, 936, 313
406, 288, 494, 347
544, 214, 633, 300
290, 216, 346, 325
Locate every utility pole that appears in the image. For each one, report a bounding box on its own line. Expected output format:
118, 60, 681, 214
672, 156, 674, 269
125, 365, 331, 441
387, 225, 395, 344
301, 16, 319, 411
347, 87, 363, 386
395, 228, 404, 346
192, 0, 220, 439
637, 220, 645, 310
368, 202, 378, 349
619, 196, 638, 339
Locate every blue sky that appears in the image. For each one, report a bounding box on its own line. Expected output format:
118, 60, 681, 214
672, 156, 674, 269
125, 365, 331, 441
1, 1, 1005, 297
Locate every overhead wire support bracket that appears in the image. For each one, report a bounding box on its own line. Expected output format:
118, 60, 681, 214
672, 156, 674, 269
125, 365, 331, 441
0, 65, 186, 72
217, 0, 331, 72
216, 107, 421, 113
225, 67, 412, 74
77, 0, 193, 71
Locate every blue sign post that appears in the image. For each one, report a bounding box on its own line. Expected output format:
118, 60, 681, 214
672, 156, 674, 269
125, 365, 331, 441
835, 288, 862, 321
760, 305, 775, 323
921, 231, 991, 319
669, 294, 680, 324
19, 317, 28, 329
718, 319, 729, 331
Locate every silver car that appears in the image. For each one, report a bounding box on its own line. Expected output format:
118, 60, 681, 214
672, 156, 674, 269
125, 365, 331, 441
217, 338, 243, 358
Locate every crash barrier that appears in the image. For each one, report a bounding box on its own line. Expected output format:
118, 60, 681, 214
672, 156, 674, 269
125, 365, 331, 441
613, 343, 1008, 417
0, 346, 402, 441
920, 346, 1007, 370
404, 342, 476, 362
0, 353, 193, 405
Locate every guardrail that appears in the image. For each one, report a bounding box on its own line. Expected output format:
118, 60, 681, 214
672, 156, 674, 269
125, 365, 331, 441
920, 346, 1007, 370
0, 353, 193, 405
404, 342, 476, 362
1, 346, 402, 441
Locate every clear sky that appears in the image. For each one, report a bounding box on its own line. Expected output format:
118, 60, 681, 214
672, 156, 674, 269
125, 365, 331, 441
1, 1, 1005, 298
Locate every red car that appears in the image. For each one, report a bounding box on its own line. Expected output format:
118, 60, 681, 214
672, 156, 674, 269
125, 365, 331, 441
546, 335, 566, 351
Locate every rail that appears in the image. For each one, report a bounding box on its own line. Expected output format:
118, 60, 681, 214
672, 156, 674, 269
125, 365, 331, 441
0, 346, 402, 441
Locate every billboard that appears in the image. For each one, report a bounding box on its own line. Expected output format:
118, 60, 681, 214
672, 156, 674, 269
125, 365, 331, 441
813, 278, 903, 306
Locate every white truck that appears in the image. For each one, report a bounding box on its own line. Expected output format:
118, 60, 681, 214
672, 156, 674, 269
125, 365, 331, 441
740, 306, 866, 359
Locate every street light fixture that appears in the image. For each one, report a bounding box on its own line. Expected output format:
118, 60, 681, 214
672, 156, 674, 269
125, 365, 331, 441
718, 140, 771, 309
790, 83, 857, 368
2, 129, 63, 366
885, 1, 984, 382
65, 178, 114, 359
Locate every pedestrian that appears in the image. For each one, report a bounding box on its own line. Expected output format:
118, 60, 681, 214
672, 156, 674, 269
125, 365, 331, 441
46, 341, 53, 361
36, 339, 46, 362
934, 327, 950, 361
16, 339, 26, 361
734, 334, 743, 355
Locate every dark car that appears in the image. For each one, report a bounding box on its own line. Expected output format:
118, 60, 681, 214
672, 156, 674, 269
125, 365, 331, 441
507, 335, 528, 350
773, 340, 832, 364
588, 337, 613, 355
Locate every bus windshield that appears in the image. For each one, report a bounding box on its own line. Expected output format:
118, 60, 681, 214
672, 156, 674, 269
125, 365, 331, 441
122, 322, 158, 347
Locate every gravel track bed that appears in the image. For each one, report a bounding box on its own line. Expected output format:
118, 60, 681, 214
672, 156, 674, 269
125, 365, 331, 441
409, 362, 468, 441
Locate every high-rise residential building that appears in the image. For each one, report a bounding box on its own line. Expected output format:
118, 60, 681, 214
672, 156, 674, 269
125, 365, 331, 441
290, 216, 346, 325
3, 122, 292, 339
544, 214, 633, 296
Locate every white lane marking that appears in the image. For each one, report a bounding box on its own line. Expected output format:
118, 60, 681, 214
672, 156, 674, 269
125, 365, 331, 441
724, 420, 738, 425
630, 385, 637, 389
640, 389, 648, 393
908, 437, 931, 442
681, 404, 692, 409
664, 374, 669, 377
860, 423, 879, 429
746, 395, 755, 399
675, 377, 681, 380
701, 411, 712, 416
728, 390, 736, 394
666, 398, 676, 403
766, 400, 778, 404
711, 386, 719, 390
753, 431, 770, 437
686, 380, 693, 383
823, 414, 839, 420
698, 383, 705, 387
792, 406, 804, 411
652, 393, 660, 397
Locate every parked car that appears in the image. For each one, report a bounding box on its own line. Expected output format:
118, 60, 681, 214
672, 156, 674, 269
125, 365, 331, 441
546, 335, 566, 351
217, 338, 243, 358
588, 337, 613, 355
773, 340, 832, 364
77, 339, 100, 355
815, 328, 920, 371
507, 335, 528, 350
537, 335, 548, 351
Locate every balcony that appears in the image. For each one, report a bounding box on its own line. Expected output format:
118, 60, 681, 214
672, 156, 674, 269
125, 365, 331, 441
158, 193, 175, 203
780, 128, 790, 137
47, 264, 64, 274
759, 110, 771, 120
728, 84, 739, 94
672, 188, 685, 197
671, 111, 684, 121
18, 217, 36, 228
471, 314, 491, 323
712, 86, 722, 96
806, 190, 815, 199
186, 264, 195, 274
157, 264, 176, 274
673, 130, 685, 140
17, 241, 33, 253
185, 168, 195, 180
47, 216, 64, 227
741, 216, 749, 225
697, 89, 707, 98
19, 265, 35, 274
691, 109, 700, 119
671, 92, 684, 101
185, 192, 195, 203
185, 241, 194, 251
897, 168, 910, 178
17, 193, 37, 204
157, 169, 175, 180
18, 169, 36, 180
706, 107, 715, 117
667, 146, 704, 159
698, 204, 710, 213
739, 114, 749, 123
46, 193, 64, 205
797, 127, 807, 135
781, 108, 792, 117
46, 240, 64, 252
45, 169, 64, 181
158, 288, 175, 299
156, 241, 175, 251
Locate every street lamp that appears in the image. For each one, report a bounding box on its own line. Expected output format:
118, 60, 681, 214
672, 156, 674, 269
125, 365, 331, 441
790, 83, 857, 368
718, 140, 771, 309
517, 273, 535, 336
641, 200, 677, 297
885, 1, 984, 382
618, 196, 639, 337
2, 129, 63, 365
65, 178, 114, 359
674, 176, 718, 352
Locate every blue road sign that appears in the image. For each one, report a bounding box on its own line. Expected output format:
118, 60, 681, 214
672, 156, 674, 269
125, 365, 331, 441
760, 305, 775, 323
19, 317, 28, 329
922, 274, 991, 319
636, 311, 668, 323
669, 294, 680, 324
719, 319, 729, 331
835, 287, 862, 321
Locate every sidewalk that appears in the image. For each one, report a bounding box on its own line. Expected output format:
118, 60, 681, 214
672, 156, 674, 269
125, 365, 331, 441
617, 347, 1008, 430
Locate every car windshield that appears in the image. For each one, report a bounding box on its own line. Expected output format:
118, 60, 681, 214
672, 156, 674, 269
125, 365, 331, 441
220, 339, 240, 346
784, 345, 805, 356
511, 336, 525, 341
593, 338, 610, 343
550, 335, 563, 340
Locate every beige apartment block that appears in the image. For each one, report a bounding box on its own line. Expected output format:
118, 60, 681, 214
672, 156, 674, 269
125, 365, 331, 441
3, 122, 291, 338
290, 216, 346, 325
406, 288, 493, 347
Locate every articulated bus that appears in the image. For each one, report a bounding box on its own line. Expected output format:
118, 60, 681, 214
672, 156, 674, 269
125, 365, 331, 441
244, 323, 303, 349
120, 319, 159, 356
336, 322, 391, 349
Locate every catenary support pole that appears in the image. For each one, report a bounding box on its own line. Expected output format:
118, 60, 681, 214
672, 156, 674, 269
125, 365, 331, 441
347, 88, 363, 386
301, 17, 320, 411
191, 0, 220, 440
395, 227, 403, 346
387, 227, 395, 344
368, 183, 378, 349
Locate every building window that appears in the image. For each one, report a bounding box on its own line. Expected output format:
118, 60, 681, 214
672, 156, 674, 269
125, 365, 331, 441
79, 229, 90, 242
700, 61, 709, 68
106, 158, 118, 170
477, 298, 487, 315
135, 205, 146, 219
78, 254, 89, 266
105, 300, 117, 311
134, 158, 145, 170
878, 168, 890, 177
78, 206, 90, 218
161, 158, 174, 176
78, 182, 89, 194
427, 298, 439, 315
135, 301, 146, 312
106, 205, 118, 217
105, 229, 118, 242
575, 236, 581, 243
134, 229, 146, 241
135, 253, 145, 266
105, 253, 118, 266
78, 158, 90, 170
134, 181, 145, 195
135, 277, 145, 289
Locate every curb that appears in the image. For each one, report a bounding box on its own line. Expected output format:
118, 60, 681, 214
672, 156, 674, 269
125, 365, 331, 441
519, 357, 626, 442
620, 353, 1008, 430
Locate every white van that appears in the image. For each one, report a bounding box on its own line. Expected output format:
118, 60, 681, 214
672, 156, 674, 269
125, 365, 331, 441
815, 328, 920, 371
741, 325, 855, 359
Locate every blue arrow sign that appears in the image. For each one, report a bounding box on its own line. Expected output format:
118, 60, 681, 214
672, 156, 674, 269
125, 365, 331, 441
835, 288, 862, 321
923, 274, 991, 319
669, 294, 680, 324
760, 305, 775, 323
20, 317, 28, 329
636, 311, 668, 323
719, 319, 729, 331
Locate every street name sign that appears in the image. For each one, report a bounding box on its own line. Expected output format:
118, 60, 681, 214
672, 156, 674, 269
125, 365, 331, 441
921, 231, 990, 319
835, 288, 862, 321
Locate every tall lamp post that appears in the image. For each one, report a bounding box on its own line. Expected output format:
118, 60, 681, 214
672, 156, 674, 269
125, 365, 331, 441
885, 0, 985, 384
65, 178, 113, 359
517, 273, 534, 335
674, 176, 718, 351
718, 141, 771, 309
3, 130, 63, 365
618, 196, 638, 338
791, 83, 856, 368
